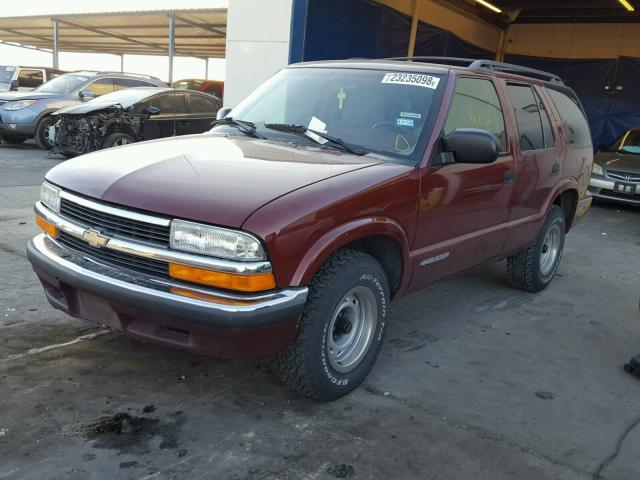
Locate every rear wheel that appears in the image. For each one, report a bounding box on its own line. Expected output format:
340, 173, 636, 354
35, 115, 54, 150
275, 249, 390, 401
507, 205, 565, 292
0, 134, 26, 144
102, 132, 135, 149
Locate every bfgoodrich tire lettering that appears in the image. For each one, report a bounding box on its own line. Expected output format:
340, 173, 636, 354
507, 205, 565, 292
275, 249, 390, 401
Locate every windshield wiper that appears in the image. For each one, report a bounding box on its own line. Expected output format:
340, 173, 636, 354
264, 123, 368, 156
211, 117, 266, 139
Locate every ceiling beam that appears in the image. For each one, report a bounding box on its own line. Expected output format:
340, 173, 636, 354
52, 18, 166, 50
174, 16, 226, 37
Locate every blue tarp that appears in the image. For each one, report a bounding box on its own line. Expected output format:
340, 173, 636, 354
296, 0, 640, 147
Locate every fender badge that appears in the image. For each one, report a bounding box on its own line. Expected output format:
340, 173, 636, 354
420, 251, 450, 267
82, 229, 110, 248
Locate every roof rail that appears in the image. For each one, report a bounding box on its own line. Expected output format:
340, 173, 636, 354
95, 71, 161, 80
385, 56, 479, 66
468, 60, 563, 84
381, 56, 564, 84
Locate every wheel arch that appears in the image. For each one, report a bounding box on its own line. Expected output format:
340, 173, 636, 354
289, 217, 412, 298
548, 181, 579, 232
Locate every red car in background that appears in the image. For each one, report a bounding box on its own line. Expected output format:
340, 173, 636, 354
173, 78, 224, 100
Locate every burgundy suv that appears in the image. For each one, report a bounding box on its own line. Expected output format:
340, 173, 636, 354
28, 58, 593, 400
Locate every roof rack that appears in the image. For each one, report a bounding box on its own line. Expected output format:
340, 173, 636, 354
382, 56, 564, 84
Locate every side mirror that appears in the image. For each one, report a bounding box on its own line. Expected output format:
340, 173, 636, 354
9, 79, 19, 91
79, 88, 95, 101
441, 128, 499, 164
216, 106, 232, 120
144, 106, 160, 115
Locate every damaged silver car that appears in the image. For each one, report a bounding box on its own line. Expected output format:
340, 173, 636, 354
51, 87, 221, 156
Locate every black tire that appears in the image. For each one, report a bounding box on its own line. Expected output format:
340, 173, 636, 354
102, 132, 135, 149
35, 115, 55, 150
61, 151, 78, 159
507, 205, 565, 292
275, 249, 390, 401
0, 134, 26, 144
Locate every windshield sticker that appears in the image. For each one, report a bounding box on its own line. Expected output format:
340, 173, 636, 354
400, 112, 422, 119
395, 135, 411, 152
307, 116, 329, 144
382, 73, 439, 89
337, 88, 347, 110
396, 118, 414, 127
6, 66, 15, 72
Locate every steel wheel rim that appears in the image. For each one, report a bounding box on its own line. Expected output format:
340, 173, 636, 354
327, 286, 377, 373
540, 224, 561, 276
115, 138, 131, 146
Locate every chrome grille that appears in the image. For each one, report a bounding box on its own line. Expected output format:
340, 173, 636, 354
607, 170, 640, 183
57, 231, 169, 277
60, 197, 170, 246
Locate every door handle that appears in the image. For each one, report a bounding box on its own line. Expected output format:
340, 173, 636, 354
503, 171, 516, 184
551, 163, 560, 175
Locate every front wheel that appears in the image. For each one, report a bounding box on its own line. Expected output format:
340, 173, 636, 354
275, 249, 390, 401
102, 132, 135, 149
507, 205, 565, 292
35, 116, 55, 150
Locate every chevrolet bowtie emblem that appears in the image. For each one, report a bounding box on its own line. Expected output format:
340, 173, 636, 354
82, 229, 110, 248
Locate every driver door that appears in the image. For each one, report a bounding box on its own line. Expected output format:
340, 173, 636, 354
410, 76, 516, 290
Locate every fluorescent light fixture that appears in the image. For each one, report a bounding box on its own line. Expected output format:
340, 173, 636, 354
476, 0, 503, 13
618, 0, 635, 12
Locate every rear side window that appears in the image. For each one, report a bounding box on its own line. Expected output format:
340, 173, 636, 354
535, 90, 554, 149
506, 83, 546, 152
114, 78, 155, 90
444, 77, 507, 152
548, 89, 592, 148
188, 93, 219, 114
18, 69, 43, 87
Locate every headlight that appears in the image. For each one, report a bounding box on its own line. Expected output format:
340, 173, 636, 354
170, 219, 266, 261
5, 99, 37, 111
40, 182, 60, 212
592, 163, 604, 176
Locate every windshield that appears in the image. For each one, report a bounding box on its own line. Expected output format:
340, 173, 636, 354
85, 88, 159, 108
0, 66, 15, 84
35, 74, 88, 94
607, 129, 640, 154
216, 67, 444, 162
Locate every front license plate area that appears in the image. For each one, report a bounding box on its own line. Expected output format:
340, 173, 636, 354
613, 182, 637, 195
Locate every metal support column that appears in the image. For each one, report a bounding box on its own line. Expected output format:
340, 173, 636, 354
205, 57, 209, 79
120, 54, 124, 73
168, 12, 175, 84
52, 20, 59, 69
407, 0, 420, 58
496, 29, 508, 62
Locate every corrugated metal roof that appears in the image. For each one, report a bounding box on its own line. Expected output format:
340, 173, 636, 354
0, 8, 226, 58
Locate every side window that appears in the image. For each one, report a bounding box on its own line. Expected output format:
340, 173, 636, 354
188, 93, 219, 114
204, 85, 223, 98
444, 77, 507, 152
547, 88, 592, 148
506, 83, 545, 152
114, 78, 154, 90
148, 93, 186, 115
85, 78, 114, 96
18, 69, 43, 87
535, 90, 554, 148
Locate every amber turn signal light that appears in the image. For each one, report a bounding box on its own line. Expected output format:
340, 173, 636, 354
168, 263, 276, 292
35, 214, 58, 238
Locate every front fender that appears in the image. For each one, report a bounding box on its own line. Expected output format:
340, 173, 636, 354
290, 217, 413, 294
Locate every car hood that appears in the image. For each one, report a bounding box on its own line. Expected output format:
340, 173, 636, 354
595, 151, 640, 174
0, 91, 61, 101
45, 134, 386, 228
54, 101, 123, 115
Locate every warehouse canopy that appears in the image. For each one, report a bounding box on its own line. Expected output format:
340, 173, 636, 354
0, 8, 226, 59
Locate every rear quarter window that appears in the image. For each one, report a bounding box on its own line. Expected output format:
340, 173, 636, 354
547, 88, 592, 148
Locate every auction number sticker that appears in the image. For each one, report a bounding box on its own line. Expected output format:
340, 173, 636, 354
382, 72, 440, 89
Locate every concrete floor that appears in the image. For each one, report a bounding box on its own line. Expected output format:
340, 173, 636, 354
0, 142, 639, 480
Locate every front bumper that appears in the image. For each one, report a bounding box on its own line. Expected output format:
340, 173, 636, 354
588, 176, 640, 205
27, 234, 308, 358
